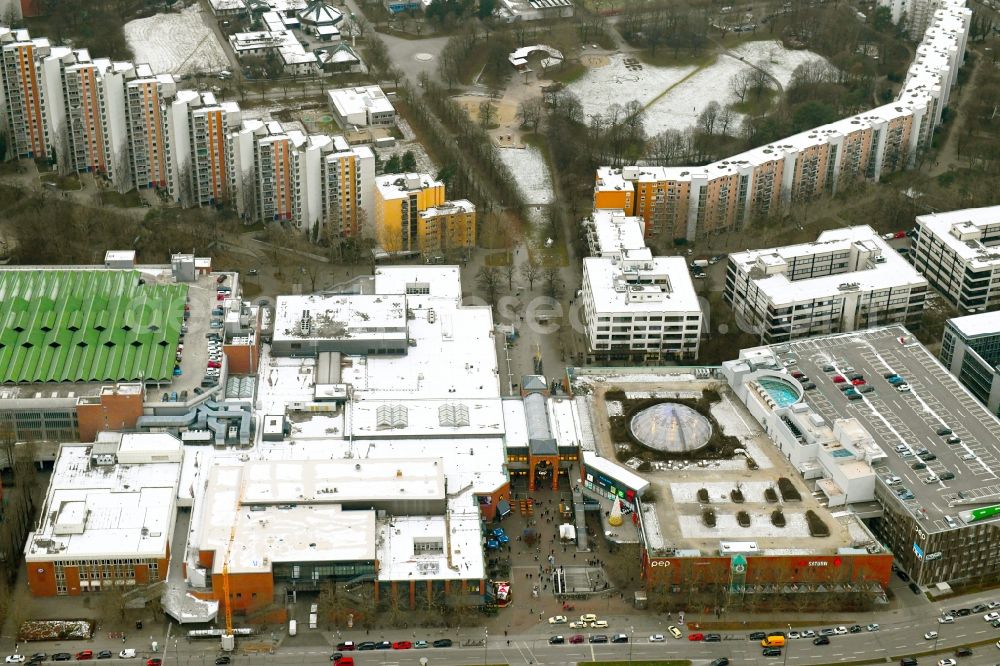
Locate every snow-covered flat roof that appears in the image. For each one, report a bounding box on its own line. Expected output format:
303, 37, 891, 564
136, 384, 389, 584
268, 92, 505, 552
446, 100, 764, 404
350, 398, 505, 438
328, 85, 395, 119
916, 205, 1000, 267
502, 398, 529, 448
342, 302, 499, 400
582, 451, 649, 493
238, 458, 445, 504
730, 226, 927, 305
378, 509, 485, 582
583, 255, 701, 315
375, 173, 440, 201
273, 293, 406, 343
25, 445, 181, 562
198, 465, 376, 575
373, 265, 463, 301
587, 209, 646, 255
255, 434, 507, 497
947, 309, 1000, 339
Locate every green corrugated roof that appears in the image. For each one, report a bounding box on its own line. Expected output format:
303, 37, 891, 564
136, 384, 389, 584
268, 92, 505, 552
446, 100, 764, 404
0, 270, 188, 384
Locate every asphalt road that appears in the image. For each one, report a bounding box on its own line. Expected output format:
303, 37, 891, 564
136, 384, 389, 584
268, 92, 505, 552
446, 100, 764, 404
103, 593, 1000, 666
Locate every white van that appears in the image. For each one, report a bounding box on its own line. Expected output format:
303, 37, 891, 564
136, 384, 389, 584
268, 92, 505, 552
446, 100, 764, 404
288, 620, 297, 636
119, 650, 137, 659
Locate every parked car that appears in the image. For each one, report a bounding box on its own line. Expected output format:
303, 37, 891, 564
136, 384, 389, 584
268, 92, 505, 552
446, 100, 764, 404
867, 624, 880, 632
548, 636, 565, 645
96, 652, 112, 660
748, 632, 767, 641
391, 642, 412, 650
356, 643, 376, 651
704, 634, 722, 642
76, 652, 94, 661
432, 640, 452, 648
549, 615, 568, 624
589, 635, 608, 644
214, 658, 231, 665
52, 656, 72, 662
710, 660, 730, 666
414, 641, 428, 649
649, 634, 665, 642
689, 633, 705, 641
5, 657, 25, 664
569, 635, 585, 644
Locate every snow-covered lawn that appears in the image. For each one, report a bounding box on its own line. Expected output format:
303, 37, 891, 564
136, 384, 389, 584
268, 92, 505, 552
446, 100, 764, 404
567, 56, 694, 131
648, 41, 829, 134
566, 41, 830, 136
125, 5, 229, 76
497, 145, 554, 205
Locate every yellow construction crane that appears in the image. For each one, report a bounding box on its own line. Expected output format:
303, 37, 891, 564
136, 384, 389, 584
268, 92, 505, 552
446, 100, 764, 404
220, 477, 245, 652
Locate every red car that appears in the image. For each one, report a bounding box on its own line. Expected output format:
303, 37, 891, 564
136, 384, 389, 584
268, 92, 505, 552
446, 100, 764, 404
833, 375, 846, 383
392, 642, 412, 650
145, 661, 161, 666
894, 230, 907, 239
688, 633, 704, 641
569, 635, 585, 644
852, 378, 866, 386
208, 361, 222, 368
791, 370, 805, 379
75, 652, 93, 661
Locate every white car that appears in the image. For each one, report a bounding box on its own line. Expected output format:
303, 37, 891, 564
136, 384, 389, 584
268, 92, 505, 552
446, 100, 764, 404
988, 601, 1000, 609
834, 626, 848, 635
938, 660, 957, 666
649, 634, 665, 643
898, 385, 911, 392
939, 615, 955, 624
548, 616, 568, 624
591, 620, 609, 629
4, 657, 25, 664
569, 621, 586, 629
800, 630, 816, 638
668, 626, 682, 639
787, 631, 801, 639
867, 624, 880, 632
924, 631, 939, 640
962, 453, 977, 461
119, 650, 136, 660
985, 612, 1000, 622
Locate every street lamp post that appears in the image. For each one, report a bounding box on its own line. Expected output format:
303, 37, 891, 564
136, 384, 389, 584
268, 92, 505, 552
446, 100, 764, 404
628, 625, 634, 665
782, 623, 791, 666
484, 628, 488, 666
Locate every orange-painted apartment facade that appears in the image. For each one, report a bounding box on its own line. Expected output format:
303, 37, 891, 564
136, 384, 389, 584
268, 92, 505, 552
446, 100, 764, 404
1, 34, 49, 158
594, 100, 936, 243
126, 73, 175, 191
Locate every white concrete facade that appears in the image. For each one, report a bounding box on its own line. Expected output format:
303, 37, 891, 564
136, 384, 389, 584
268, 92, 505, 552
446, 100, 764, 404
724, 226, 928, 344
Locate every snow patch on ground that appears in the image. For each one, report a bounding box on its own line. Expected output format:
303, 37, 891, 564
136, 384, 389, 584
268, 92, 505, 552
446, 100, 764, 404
125, 5, 229, 75
568, 56, 695, 125
567, 41, 830, 136
497, 146, 554, 205
678, 511, 809, 538
669, 481, 778, 504
648, 41, 829, 134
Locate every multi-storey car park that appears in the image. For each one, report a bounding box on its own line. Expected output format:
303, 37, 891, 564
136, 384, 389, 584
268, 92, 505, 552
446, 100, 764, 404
593, 0, 971, 242
729, 325, 1000, 587
723, 226, 928, 344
